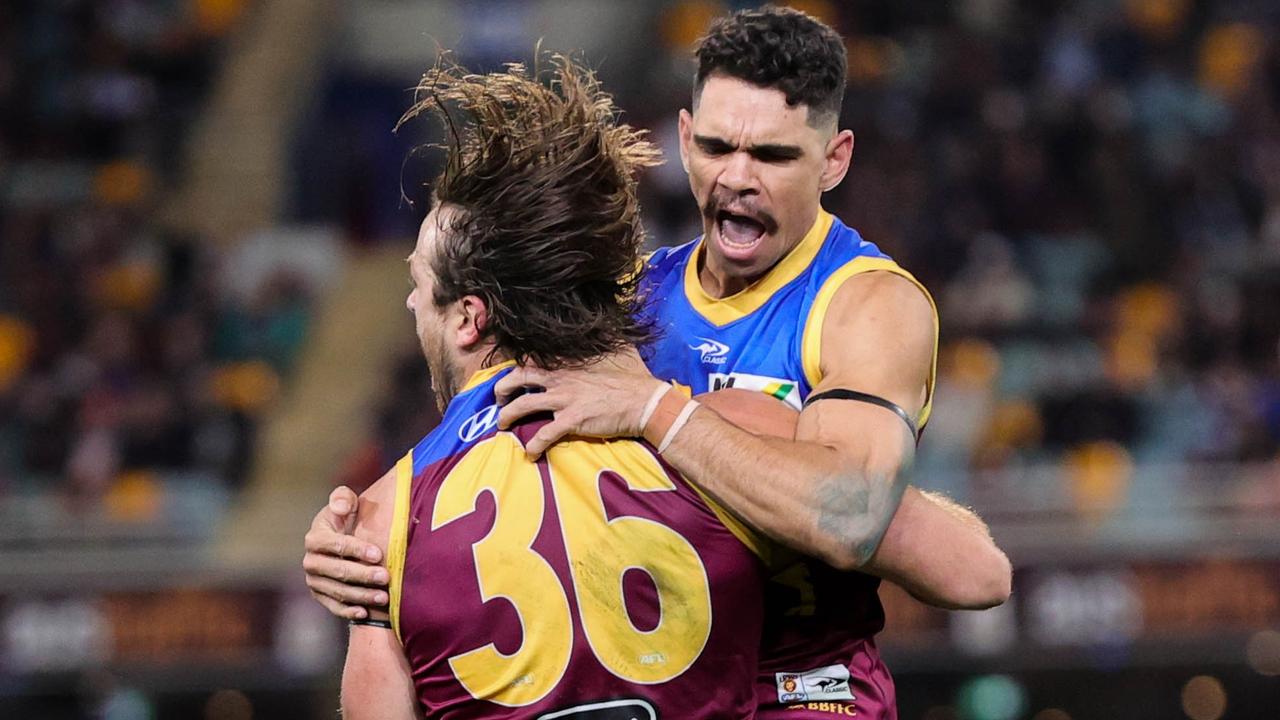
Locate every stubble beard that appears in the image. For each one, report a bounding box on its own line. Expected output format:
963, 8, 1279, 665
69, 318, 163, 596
420, 330, 460, 414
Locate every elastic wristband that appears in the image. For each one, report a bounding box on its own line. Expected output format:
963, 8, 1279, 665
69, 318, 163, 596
658, 400, 699, 453
349, 617, 393, 629
638, 383, 672, 432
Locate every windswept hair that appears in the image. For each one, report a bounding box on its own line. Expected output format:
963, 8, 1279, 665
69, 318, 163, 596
694, 5, 847, 127
398, 54, 661, 369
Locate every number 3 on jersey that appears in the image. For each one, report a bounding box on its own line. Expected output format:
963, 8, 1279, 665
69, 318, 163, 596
431, 434, 713, 707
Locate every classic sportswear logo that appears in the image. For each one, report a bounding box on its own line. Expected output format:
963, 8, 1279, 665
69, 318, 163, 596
776, 664, 855, 704
690, 337, 730, 364
458, 404, 500, 443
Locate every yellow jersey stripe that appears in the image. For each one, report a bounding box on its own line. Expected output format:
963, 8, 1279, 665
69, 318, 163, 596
387, 452, 414, 643
799, 256, 939, 429
682, 210, 833, 326
459, 359, 518, 394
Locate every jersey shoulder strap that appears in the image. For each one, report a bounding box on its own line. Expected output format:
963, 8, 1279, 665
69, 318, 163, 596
386, 451, 414, 642
799, 255, 939, 429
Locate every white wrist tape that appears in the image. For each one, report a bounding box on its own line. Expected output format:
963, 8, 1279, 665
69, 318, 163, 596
658, 399, 699, 453
638, 383, 672, 432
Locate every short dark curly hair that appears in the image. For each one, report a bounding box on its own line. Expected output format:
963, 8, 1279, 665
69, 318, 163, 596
398, 54, 660, 369
694, 5, 847, 127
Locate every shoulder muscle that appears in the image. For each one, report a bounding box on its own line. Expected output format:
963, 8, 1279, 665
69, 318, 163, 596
815, 270, 936, 417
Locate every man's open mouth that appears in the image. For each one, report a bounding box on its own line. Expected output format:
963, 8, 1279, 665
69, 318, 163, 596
716, 210, 767, 248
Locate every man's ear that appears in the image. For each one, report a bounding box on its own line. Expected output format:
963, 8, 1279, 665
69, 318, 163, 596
819, 129, 855, 192
454, 295, 489, 349
678, 108, 693, 174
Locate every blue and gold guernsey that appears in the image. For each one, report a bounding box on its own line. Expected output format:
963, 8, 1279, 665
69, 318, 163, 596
384, 361, 770, 719
639, 209, 939, 720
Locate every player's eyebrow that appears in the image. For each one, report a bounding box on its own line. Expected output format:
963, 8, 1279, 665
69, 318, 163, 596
693, 134, 735, 155
692, 134, 803, 161
748, 143, 804, 161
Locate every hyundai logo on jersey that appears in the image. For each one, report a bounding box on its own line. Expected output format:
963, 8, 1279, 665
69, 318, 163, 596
457, 404, 500, 442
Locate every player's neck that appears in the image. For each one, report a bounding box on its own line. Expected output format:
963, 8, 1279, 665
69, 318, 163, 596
455, 347, 508, 389
697, 238, 802, 298
435, 348, 509, 411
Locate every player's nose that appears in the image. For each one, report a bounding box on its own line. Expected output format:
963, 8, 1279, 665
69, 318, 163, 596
717, 151, 757, 195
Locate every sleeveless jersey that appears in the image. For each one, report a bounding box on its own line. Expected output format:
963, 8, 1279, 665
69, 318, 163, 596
385, 361, 768, 719
638, 210, 939, 720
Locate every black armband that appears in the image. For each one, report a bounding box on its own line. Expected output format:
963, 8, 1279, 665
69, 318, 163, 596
349, 617, 393, 630
803, 388, 919, 442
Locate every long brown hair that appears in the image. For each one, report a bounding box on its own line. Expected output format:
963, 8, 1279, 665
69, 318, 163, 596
399, 54, 660, 369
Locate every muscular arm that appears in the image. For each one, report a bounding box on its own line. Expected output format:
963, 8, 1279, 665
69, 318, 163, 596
343, 626, 420, 720
662, 400, 1014, 603
703, 387, 1011, 609
339, 469, 420, 719
660, 275, 1010, 598
655, 394, 914, 570
867, 488, 1011, 609
657, 273, 932, 568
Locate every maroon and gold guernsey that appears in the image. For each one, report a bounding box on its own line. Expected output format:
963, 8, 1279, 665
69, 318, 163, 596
384, 361, 769, 719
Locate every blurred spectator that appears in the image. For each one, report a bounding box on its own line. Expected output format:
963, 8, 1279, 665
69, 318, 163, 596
0, 1, 310, 526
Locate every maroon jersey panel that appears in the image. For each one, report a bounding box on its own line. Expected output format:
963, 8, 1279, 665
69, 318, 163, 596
396, 412, 764, 719
754, 558, 895, 719
753, 637, 895, 720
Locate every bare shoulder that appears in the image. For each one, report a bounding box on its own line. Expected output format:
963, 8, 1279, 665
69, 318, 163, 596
354, 464, 399, 554
815, 270, 937, 412
825, 270, 935, 339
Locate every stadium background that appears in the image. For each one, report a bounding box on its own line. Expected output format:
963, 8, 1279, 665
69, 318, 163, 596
1, 0, 1278, 718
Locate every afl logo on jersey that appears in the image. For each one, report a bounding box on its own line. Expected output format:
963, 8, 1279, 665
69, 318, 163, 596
690, 337, 730, 364
458, 404, 500, 442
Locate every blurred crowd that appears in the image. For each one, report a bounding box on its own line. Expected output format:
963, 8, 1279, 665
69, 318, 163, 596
0, 0, 314, 525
